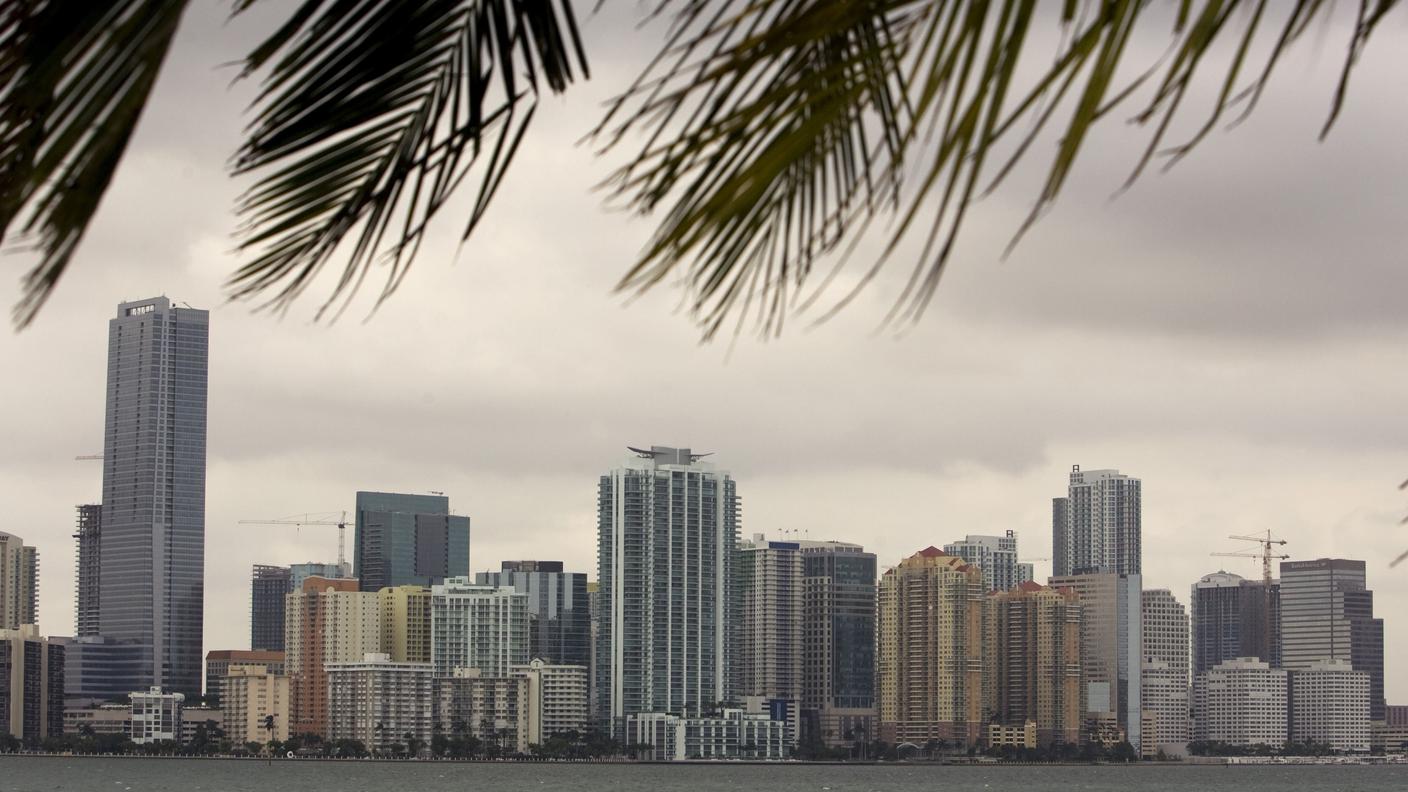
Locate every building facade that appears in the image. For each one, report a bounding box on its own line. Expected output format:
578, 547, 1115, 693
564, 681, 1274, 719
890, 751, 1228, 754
222, 664, 290, 745
129, 687, 185, 744
98, 297, 209, 697
736, 535, 804, 702
984, 581, 1082, 748
431, 578, 528, 677
1280, 558, 1385, 720
799, 540, 876, 748
250, 565, 292, 652
1191, 571, 1281, 675
0, 533, 38, 631
1052, 466, 1141, 577
327, 654, 433, 754
514, 658, 590, 743
285, 576, 379, 737
1192, 657, 1287, 748
1141, 588, 1189, 756
943, 531, 1034, 594
204, 649, 285, 705
379, 585, 432, 664
74, 504, 102, 637
596, 446, 739, 722
434, 668, 531, 753
475, 561, 590, 668
0, 627, 64, 740
621, 709, 792, 760
1047, 571, 1143, 751
877, 547, 985, 746
354, 491, 470, 590
1290, 658, 1369, 752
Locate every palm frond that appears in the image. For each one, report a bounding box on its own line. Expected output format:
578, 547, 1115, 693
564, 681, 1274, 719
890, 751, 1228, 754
227, 0, 587, 319
0, 0, 190, 328
597, 0, 1401, 338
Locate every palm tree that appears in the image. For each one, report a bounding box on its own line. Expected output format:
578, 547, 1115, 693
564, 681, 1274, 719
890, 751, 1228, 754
0, 2, 1395, 333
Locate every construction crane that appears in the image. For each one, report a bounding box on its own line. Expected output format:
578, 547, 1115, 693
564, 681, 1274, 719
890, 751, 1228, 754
75, 454, 102, 460
1211, 530, 1289, 661
239, 511, 350, 570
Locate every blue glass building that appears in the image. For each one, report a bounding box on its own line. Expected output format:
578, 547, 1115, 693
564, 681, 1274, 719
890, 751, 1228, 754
354, 491, 470, 590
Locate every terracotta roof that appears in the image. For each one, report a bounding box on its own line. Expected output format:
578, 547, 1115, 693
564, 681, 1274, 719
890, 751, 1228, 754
1017, 580, 1045, 593
915, 546, 947, 558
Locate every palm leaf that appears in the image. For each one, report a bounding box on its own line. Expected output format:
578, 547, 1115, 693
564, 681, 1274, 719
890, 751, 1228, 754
0, 0, 190, 328
225, 0, 586, 319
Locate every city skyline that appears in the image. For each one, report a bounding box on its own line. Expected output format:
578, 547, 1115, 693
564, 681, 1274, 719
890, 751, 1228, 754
0, 0, 1405, 707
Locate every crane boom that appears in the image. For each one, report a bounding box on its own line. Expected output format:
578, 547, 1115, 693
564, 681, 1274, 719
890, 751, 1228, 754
239, 511, 349, 568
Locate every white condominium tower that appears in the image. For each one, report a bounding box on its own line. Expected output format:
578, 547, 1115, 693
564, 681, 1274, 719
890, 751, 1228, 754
596, 446, 739, 723
1052, 465, 1141, 577
942, 530, 1034, 593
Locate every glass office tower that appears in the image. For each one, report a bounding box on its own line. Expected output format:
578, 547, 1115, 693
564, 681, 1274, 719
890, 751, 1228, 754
354, 491, 470, 590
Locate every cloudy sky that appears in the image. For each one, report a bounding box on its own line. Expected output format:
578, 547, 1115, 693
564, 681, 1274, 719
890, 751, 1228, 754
2, 4, 1405, 700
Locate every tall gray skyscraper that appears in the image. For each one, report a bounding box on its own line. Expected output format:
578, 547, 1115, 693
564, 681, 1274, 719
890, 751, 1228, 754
1052, 465, 1141, 576
475, 560, 590, 668
250, 565, 292, 651
736, 535, 804, 702
354, 491, 470, 590
943, 530, 1034, 593
596, 446, 738, 723
1190, 570, 1281, 674
799, 540, 876, 748
1280, 558, 1385, 721
74, 505, 101, 636
98, 297, 209, 696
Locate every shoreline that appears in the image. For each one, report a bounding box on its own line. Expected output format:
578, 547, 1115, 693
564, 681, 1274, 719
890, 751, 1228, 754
2, 753, 1403, 766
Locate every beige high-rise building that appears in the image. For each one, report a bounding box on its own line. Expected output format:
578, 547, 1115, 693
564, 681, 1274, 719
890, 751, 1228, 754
434, 667, 531, 753
513, 659, 589, 744
0, 533, 38, 630
222, 664, 289, 746
877, 547, 984, 747
380, 585, 431, 663
737, 535, 804, 701
984, 581, 1082, 748
285, 576, 381, 737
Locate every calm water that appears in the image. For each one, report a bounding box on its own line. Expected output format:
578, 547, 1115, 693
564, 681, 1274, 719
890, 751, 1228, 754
0, 757, 1403, 792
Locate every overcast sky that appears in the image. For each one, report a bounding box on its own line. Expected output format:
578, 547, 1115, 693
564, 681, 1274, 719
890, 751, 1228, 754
2, 3, 1405, 700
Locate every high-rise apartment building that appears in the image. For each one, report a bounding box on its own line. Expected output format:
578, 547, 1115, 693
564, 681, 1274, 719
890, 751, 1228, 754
1190, 571, 1280, 674
943, 531, 1034, 593
513, 658, 590, 743
354, 491, 470, 590
222, 664, 290, 745
430, 578, 528, 677
74, 505, 101, 637
1141, 589, 1189, 756
799, 540, 876, 747
1192, 657, 1287, 748
1052, 466, 1141, 577
98, 297, 209, 697
434, 668, 531, 753
983, 581, 1082, 747
1280, 558, 1385, 720
596, 446, 739, 722
379, 585, 431, 664
0, 533, 38, 630
284, 576, 380, 737
204, 649, 285, 705
736, 535, 804, 702
475, 561, 589, 668
877, 547, 984, 747
1047, 571, 1143, 751
0, 626, 65, 740
327, 653, 433, 754
250, 565, 292, 652
1290, 658, 1369, 752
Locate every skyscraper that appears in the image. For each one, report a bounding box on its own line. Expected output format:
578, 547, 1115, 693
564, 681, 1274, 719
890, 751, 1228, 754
429, 577, 528, 677
0, 532, 38, 629
1191, 571, 1281, 674
984, 581, 1082, 747
877, 547, 985, 747
98, 297, 209, 697
354, 491, 470, 590
736, 535, 804, 702
1280, 558, 1385, 720
1141, 589, 1189, 755
250, 565, 292, 652
285, 576, 379, 737
943, 530, 1034, 593
799, 540, 876, 747
475, 560, 590, 668
73, 505, 101, 637
596, 446, 739, 723
1052, 466, 1141, 577
1047, 571, 1143, 751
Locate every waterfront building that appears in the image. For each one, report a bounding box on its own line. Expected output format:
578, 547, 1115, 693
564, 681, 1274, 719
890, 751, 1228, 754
129, 686, 185, 744
512, 658, 589, 743
379, 585, 431, 664
1141, 588, 1190, 757
987, 721, 1038, 749
204, 649, 285, 705
0, 626, 64, 740
1372, 705, 1408, 753
799, 540, 876, 748
621, 708, 792, 760
1290, 658, 1369, 752
475, 561, 590, 668
1190, 571, 1280, 674
1047, 571, 1143, 751
1052, 466, 1141, 577
983, 581, 1082, 748
98, 297, 210, 697
222, 664, 289, 746
943, 531, 1034, 593
434, 668, 530, 753
877, 547, 985, 747
73, 505, 101, 637
327, 653, 433, 754
0, 533, 38, 631
596, 446, 739, 722
249, 565, 292, 652
179, 706, 223, 745
1191, 657, 1287, 748
737, 535, 804, 702
587, 581, 599, 719
430, 578, 528, 677
1280, 558, 1385, 720
285, 576, 379, 737
63, 703, 129, 736
354, 491, 470, 590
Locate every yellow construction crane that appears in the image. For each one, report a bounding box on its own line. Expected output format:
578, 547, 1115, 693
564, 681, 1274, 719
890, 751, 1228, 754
1211, 530, 1289, 659
238, 511, 350, 570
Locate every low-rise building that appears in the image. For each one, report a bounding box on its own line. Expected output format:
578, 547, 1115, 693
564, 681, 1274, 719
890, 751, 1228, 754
987, 721, 1037, 749
223, 664, 290, 746
1372, 705, 1408, 753
326, 653, 433, 755
0, 626, 64, 740
620, 709, 793, 760
1192, 657, 1287, 749
179, 707, 224, 745
513, 659, 588, 744
434, 668, 530, 754
63, 702, 129, 736
1290, 658, 1369, 753
129, 687, 184, 744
